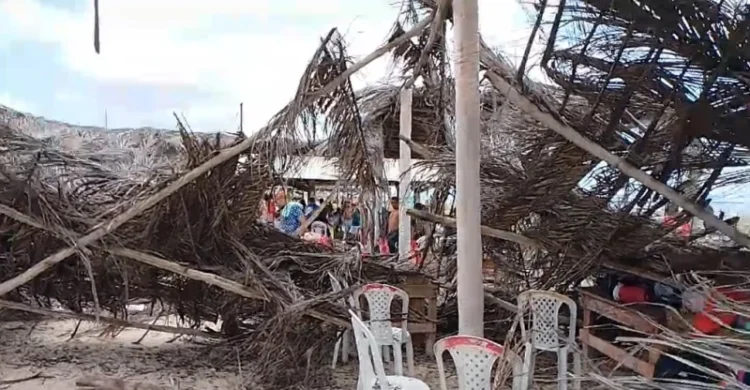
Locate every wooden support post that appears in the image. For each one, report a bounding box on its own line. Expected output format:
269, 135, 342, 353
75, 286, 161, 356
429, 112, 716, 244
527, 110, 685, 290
454, 0, 484, 337
399, 88, 413, 261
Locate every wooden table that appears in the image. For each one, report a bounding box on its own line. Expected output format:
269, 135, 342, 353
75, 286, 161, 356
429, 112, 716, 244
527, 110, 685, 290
398, 275, 438, 357
579, 289, 665, 378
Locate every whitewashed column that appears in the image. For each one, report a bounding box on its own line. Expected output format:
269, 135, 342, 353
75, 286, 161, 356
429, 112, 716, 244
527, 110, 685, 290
399, 88, 413, 261
454, 0, 483, 337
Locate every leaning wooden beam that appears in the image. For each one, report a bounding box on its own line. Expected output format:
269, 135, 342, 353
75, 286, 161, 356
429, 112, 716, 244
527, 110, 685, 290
0, 204, 349, 328
399, 88, 414, 261
406, 208, 542, 248
107, 248, 267, 301
397, 134, 435, 158
0, 299, 218, 338
0, 17, 434, 297
478, 40, 750, 248
110, 248, 349, 328
404, 0, 449, 88
484, 292, 518, 313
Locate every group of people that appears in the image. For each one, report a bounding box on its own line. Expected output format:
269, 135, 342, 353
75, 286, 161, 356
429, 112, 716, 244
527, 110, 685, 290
259, 190, 429, 256
258, 189, 362, 240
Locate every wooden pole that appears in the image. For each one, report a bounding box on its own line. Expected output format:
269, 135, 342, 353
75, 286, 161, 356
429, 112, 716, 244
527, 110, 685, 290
479, 40, 750, 248
240, 102, 244, 133
0, 18, 433, 297
399, 88, 413, 261
406, 208, 540, 248
453, 0, 484, 337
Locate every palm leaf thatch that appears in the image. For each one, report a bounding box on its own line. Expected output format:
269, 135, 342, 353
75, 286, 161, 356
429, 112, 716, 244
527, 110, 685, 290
377, 1, 750, 385
0, 20, 442, 386
0, 111, 427, 388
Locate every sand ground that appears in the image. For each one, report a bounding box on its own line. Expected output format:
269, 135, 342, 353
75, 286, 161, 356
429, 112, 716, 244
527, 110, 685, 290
0, 306, 457, 390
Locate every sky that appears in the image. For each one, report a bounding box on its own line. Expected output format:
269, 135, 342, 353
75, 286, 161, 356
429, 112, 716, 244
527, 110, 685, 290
0, 0, 746, 215
0, 0, 543, 133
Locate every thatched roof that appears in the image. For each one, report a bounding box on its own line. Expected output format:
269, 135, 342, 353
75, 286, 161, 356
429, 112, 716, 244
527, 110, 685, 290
0, 113, 424, 388
0, 104, 240, 178
538, 0, 750, 150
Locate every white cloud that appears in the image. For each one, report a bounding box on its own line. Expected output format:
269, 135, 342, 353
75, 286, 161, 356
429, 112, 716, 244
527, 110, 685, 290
0, 0, 545, 131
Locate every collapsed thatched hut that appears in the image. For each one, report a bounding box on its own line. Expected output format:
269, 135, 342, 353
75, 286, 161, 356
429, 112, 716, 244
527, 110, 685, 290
0, 104, 426, 389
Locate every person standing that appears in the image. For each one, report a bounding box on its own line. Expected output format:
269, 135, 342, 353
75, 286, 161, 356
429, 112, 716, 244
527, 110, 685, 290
259, 192, 275, 224
387, 197, 399, 253
274, 190, 306, 236
305, 197, 320, 218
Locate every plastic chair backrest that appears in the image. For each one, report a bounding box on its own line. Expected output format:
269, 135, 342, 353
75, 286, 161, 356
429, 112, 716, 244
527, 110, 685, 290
311, 221, 329, 236
327, 272, 356, 308
434, 335, 524, 390
517, 290, 577, 351
353, 283, 409, 345
349, 309, 391, 390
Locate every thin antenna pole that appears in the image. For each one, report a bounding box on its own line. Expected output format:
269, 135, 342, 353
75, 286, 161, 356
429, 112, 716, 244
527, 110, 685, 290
239, 102, 244, 133
104, 109, 108, 130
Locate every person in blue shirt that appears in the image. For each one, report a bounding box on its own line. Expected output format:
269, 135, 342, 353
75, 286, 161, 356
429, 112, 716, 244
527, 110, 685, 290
305, 197, 320, 218
274, 190, 306, 236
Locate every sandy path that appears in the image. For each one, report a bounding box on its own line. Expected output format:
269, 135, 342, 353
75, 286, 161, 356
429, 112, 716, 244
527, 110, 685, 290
0, 307, 463, 389
0, 307, 246, 390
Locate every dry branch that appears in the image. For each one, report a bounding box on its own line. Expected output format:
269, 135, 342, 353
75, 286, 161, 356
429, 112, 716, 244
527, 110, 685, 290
0, 203, 349, 328
0, 16, 434, 298
108, 248, 349, 328
0, 299, 217, 338
406, 208, 541, 248
398, 134, 435, 158
478, 39, 750, 248
404, 0, 449, 88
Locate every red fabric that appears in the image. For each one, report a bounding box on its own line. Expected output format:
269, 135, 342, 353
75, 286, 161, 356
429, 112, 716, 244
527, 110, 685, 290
663, 215, 692, 238
692, 289, 750, 334
378, 238, 390, 254
617, 285, 649, 304
317, 235, 332, 248
410, 240, 423, 266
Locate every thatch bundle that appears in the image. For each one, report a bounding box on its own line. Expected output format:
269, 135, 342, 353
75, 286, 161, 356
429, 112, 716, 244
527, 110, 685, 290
0, 111, 419, 388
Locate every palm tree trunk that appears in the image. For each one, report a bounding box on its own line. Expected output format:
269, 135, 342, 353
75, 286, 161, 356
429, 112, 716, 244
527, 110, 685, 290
453, 0, 484, 337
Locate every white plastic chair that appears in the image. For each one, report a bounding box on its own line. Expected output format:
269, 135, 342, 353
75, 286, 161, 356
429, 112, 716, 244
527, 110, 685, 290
329, 272, 356, 369
349, 310, 431, 390
517, 291, 581, 390
311, 221, 332, 237
353, 283, 415, 376
311, 221, 327, 235
434, 335, 525, 390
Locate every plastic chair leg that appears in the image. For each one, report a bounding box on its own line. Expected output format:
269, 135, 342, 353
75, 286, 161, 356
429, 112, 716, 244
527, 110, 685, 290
332, 336, 341, 369
382, 346, 391, 364
573, 350, 582, 390
342, 329, 351, 363
521, 343, 535, 390
393, 343, 404, 376
557, 347, 569, 390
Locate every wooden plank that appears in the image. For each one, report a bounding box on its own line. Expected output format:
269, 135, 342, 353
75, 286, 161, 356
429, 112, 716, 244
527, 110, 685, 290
403, 322, 436, 334
580, 330, 655, 378
582, 308, 591, 361
579, 290, 662, 333
400, 284, 437, 299
425, 296, 438, 357
601, 261, 678, 287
